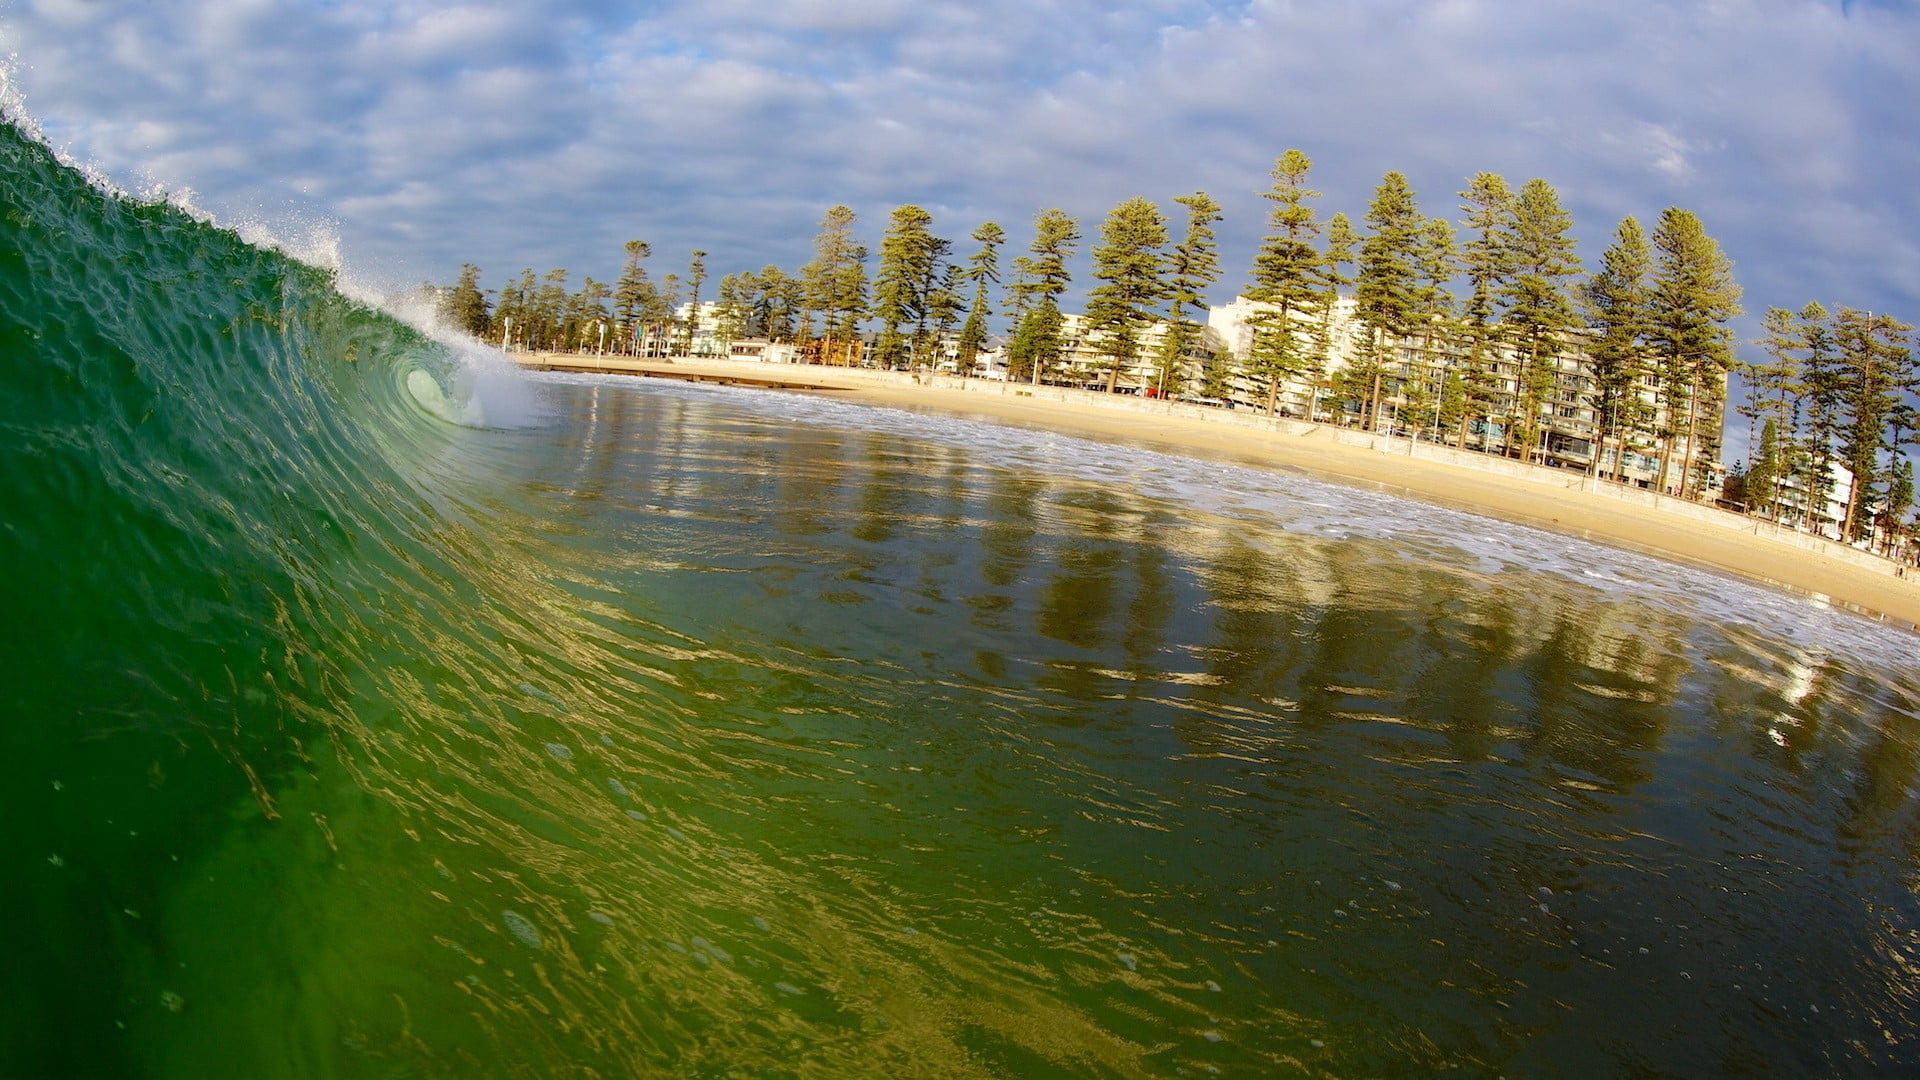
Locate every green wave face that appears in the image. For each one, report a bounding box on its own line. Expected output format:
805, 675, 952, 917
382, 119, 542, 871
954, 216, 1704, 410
0, 117, 481, 1074
7, 115, 1920, 1078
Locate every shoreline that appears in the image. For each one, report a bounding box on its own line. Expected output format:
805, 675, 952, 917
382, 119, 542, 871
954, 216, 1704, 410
522, 352, 1920, 632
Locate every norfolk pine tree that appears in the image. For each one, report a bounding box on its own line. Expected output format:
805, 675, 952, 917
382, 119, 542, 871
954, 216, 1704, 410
1886, 460, 1916, 557
1795, 302, 1845, 530
1744, 308, 1811, 520
750, 265, 799, 342
612, 241, 656, 354
957, 222, 1005, 378
802, 206, 868, 365
919, 253, 963, 372
1157, 191, 1223, 398
1353, 171, 1423, 431
442, 263, 491, 338
678, 251, 708, 357
873, 204, 938, 370
1746, 309, 1804, 467
1457, 172, 1514, 450
1649, 207, 1741, 498
713, 273, 750, 350
1582, 216, 1654, 483
1831, 309, 1914, 540
1497, 178, 1581, 463
494, 268, 535, 348
1244, 150, 1326, 415
1409, 217, 1459, 439
571, 276, 612, 352
1085, 196, 1170, 393
1747, 417, 1783, 517
1008, 209, 1080, 384
656, 273, 682, 355
533, 268, 569, 349
1312, 213, 1357, 422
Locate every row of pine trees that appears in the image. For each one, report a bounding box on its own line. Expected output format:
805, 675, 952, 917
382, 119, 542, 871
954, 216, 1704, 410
434, 151, 1916, 544
1741, 305, 1916, 546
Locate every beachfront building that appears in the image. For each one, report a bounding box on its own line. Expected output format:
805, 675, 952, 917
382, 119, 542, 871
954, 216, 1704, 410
1048, 315, 1230, 396
1764, 460, 1853, 539
1204, 296, 1360, 418
725, 338, 806, 364
668, 300, 731, 359
926, 334, 1009, 379
1204, 295, 1725, 491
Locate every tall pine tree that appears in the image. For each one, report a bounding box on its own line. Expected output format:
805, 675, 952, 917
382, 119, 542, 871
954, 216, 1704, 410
1353, 171, 1423, 431
1582, 216, 1653, 482
442, 263, 491, 338
1498, 178, 1581, 463
1085, 196, 1170, 392
802, 206, 868, 366
1244, 150, 1326, 414
956, 222, 1005, 378
1314, 213, 1356, 423
872, 204, 938, 370
612, 241, 656, 355
1007, 209, 1080, 384
1157, 191, 1223, 398
1456, 172, 1514, 450
1648, 207, 1741, 497
1409, 217, 1458, 439
681, 250, 708, 357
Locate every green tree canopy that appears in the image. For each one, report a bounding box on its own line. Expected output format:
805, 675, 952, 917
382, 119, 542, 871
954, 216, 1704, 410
1244, 150, 1326, 413
802, 205, 868, 365
873, 204, 939, 369
1649, 206, 1742, 496
1582, 216, 1653, 478
1157, 191, 1223, 398
441, 262, 490, 338
612, 241, 656, 352
956, 221, 1005, 376
1353, 171, 1424, 429
1007, 209, 1080, 383
1085, 195, 1170, 392
1499, 177, 1581, 461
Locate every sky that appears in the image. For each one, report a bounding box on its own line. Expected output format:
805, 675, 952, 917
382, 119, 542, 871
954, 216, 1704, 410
2, 0, 1917, 371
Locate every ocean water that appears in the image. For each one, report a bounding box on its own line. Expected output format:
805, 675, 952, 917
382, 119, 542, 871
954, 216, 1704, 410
5, 114, 1920, 1077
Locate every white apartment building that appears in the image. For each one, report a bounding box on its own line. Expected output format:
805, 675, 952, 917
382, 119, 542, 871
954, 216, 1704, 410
1204, 295, 1723, 491
1050, 314, 1230, 396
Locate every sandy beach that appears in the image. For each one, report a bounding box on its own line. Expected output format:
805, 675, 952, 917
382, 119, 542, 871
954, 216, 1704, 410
523, 353, 1920, 632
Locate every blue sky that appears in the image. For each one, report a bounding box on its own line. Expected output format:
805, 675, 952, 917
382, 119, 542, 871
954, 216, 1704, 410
3, 0, 1916, 369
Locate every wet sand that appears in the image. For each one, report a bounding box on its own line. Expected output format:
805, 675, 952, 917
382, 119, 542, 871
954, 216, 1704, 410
524, 353, 1920, 631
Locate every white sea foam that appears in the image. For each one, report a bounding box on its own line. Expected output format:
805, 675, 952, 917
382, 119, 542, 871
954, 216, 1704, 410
0, 64, 545, 434
501, 909, 542, 948
539, 371, 1918, 670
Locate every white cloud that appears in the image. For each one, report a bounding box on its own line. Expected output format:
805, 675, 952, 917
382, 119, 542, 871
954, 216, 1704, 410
0, 0, 1913, 339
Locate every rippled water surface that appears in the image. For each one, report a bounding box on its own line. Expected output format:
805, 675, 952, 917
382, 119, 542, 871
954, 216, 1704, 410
6, 111, 1920, 1076
123, 381, 1920, 1073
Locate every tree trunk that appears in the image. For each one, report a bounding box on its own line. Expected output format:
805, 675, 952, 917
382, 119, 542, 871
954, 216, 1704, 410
1679, 378, 1701, 500
1841, 469, 1863, 542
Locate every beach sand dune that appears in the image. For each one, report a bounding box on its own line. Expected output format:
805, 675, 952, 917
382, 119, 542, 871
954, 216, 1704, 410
524, 354, 1920, 631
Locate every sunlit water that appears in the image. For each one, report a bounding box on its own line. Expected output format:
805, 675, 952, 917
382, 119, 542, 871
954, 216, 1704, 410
5, 111, 1920, 1076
